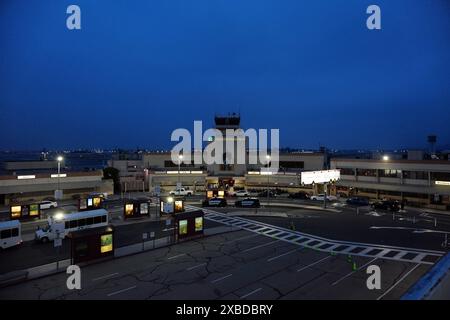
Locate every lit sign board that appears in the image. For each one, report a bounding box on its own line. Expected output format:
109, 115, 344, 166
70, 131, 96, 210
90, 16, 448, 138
161, 201, 174, 214
179, 220, 188, 235
435, 181, 450, 186
100, 234, 113, 253
195, 217, 203, 232
140, 203, 148, 214
11, 206, 21, 218
125, 204, 134, 216
174, 200, 183, 212
93, 197, 102, 207
51, 174, 67, 178
29, 204, 39, 217
17, 175, 35, 180
301, 169, 340, 185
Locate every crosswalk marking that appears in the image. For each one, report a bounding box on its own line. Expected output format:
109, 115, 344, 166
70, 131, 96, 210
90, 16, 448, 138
190, 205, 444, 265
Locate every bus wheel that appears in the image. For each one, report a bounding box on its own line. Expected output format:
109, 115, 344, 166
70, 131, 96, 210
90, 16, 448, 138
41, 237, 49, 244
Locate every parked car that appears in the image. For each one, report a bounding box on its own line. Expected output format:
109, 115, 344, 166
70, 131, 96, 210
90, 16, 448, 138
257, 190, 277, 198
202, 197, 227, 207
288, 192, 310, 200
371, 200, 400, 212
346, 197, 370, 206
39, 200, 58, 210
230, 190, 249, 197
169, 188, 194, 196
310, 194, 337, 201
235, 198, 261, 208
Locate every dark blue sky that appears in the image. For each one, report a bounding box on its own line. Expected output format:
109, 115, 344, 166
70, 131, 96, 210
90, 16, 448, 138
1, 0, 449, 150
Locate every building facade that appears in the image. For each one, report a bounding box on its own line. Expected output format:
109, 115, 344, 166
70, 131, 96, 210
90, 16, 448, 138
0, 171, 113, 205
330, 158, 450, 209
108, 115, 327, 193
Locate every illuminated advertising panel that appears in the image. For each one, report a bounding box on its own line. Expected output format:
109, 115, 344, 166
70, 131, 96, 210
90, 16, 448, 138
179, 220, 188, 235
29, 204, 39, 217
195, 217, 203, 232
140, 203, 148, 214
125, 204, 134, 216
100, 234, 113, 253
93, 197, 101, 208
161, 202, 174, 214
174, 200, 183, 213
301, 169, 340, 185
11, 206, 21, 219
80, 200, 87, 210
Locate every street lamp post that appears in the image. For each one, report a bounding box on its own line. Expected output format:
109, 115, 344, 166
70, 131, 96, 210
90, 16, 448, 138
178, 154, 183, 189
56, 156, 63, 200
266, 155, 271, 204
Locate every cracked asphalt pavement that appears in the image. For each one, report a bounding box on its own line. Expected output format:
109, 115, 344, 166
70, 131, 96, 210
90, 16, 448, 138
0, 229, 431, 300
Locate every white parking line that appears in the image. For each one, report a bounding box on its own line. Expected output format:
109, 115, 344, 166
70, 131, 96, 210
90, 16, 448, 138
240, 288, 262, 299
211, 274, 233, 284
297, 256, 331, 272
377, 264, 420, 300
331, 258, 378, 286
225, 234, 260, 243
267, 249, 299, 262
241, 240, 280, 253
168, 253, 186, 260
186, 263, 207, 271
92, 272, 119, 282
107, 285, 137, 297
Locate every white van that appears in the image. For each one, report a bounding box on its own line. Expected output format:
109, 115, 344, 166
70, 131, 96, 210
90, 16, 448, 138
35, 209, 109, 243
0, 220, 22, 249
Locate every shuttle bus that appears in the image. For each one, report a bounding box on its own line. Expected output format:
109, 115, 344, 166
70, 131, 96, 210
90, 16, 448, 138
35, 209, 109, 243
0, 220, 22, 249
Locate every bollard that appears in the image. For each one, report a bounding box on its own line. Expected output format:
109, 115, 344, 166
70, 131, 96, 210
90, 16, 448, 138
347, 255, 352, 263
352, 262, 357, 271
435, 218, 437, 227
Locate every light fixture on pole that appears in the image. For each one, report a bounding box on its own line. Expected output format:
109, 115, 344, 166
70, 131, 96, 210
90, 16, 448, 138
56, 156, 63, 200
178, 154, 183, 188
266, 154, 271, 202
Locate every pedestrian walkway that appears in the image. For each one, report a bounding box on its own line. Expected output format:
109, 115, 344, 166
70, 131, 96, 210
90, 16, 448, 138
190, 205, 445, 266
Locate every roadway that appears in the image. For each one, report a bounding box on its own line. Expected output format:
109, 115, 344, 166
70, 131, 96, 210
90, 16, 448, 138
1, 194, 449, 276
0, 229, 432, 300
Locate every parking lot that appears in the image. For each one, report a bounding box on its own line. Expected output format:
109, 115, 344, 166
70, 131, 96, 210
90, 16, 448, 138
0, 227, 434, 300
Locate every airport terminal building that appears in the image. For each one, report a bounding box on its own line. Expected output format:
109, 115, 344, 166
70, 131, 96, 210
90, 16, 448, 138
330, 157, 450, 210
109, 115, 327, 194
0, 160, 113, 205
